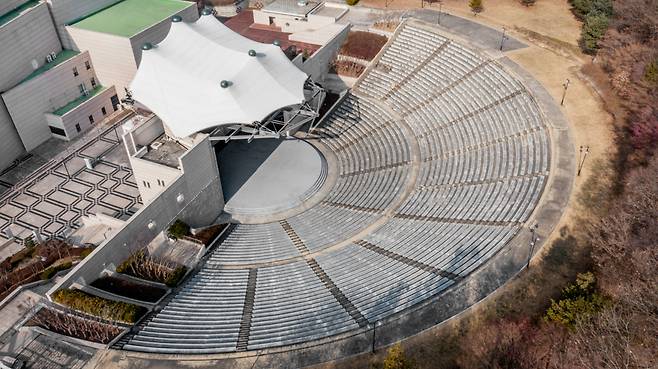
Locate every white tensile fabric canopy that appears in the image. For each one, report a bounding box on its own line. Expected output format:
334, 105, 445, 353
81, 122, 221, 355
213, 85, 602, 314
130, 14, 308, 138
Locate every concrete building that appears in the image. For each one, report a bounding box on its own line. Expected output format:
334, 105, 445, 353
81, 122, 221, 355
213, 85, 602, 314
0, 0, 62, 169
253, 0, 349, 49
0, 0, 188, 172
2, 50, 119, 149
65, 0, 199, 97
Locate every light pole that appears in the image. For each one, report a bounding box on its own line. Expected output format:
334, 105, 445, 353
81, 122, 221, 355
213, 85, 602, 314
577, 145, 590, 176
527, 224, 539, 270
560, 78, 570, 106
438, 1, 443, 25
370, 321, 382, 354
499, 27, 508, 51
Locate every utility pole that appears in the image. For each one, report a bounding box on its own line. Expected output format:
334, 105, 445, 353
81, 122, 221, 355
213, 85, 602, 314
499, 27, 508, 51
527, 223, 539, 270
561, 78, 570, 106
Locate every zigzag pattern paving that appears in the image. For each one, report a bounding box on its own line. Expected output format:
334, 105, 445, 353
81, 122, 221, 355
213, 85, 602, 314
0, 117, 142, 244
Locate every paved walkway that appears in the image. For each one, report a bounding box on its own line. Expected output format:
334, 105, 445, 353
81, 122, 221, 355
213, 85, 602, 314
335, 3, 526, 52
0, 111, 142, 248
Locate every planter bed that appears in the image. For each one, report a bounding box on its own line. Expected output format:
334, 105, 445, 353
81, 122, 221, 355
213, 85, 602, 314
90, 275, 167, 303
28, 307, 123, 344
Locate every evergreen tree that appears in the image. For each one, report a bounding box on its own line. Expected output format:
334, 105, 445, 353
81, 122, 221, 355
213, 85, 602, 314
469, 0, 484, 15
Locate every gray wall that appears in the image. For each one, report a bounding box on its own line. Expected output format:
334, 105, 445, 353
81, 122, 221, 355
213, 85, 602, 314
2, 51, 101, 150
299, 23, 350, 83
0, 2, 63, 169
47, 134, 223, 294
0, 0, 28, 17
46, 0, 122, 50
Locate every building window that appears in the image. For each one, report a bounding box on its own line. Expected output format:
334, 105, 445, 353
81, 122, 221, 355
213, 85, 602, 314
88, 115, 94, 124
85, 61, 91, 70
90, 77, 96, 88
49, 126, 66, 137
142, 181, 151, 189
78, 84, 86, 95
75, 123, 81, 133
101, 107, 107, 116
72, 67, 78, 77
157, 179, 166, 187
111, 95, 119, 111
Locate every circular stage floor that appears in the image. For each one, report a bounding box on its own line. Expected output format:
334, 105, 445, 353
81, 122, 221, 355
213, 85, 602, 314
217, 138, 326, 217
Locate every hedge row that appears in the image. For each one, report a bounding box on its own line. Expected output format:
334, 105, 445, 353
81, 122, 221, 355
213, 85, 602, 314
52, 289, 146, 323
40, 262, 72, 280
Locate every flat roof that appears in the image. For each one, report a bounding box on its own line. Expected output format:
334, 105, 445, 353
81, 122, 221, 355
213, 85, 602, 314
70, 0, 191, 38
19, 50, 79, 84
263, 0, 322, 17
0, 0, 40, 27
141, 135, 186, 168
53, 86, 107, 116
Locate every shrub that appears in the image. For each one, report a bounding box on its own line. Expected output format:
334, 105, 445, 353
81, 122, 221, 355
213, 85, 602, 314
569, 0, 612, 19
644, 59, 658, 84
52, 289, 146, 323
383, 344, 415, 369
545, 272, 607, 328
23, 236, 36, 249
164, 265, 188, 287
345, 0, 359, 5
469, 0, 484, 14
167, 219, 190, 240
580, 11, 610, 54
29, 307, 122, 344
79, 248, 93, 259
40, 262, 72, 280
116, 249, 186, 286
520, 0, 536, 6
330, 59, 366, 78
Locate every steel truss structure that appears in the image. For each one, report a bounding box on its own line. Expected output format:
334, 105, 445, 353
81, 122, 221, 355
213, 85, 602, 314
208, 79, 326, 143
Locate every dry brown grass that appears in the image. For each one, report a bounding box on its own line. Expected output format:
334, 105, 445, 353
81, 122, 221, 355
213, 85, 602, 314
340, 31, 388, 61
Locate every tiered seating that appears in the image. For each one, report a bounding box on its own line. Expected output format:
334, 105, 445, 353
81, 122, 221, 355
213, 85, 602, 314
208, 223, 301, 265
248, 261, 359, 349
124, 268, 248, 354
316, 243, 454, 321
364, 219, 518, 277
124, 23, 551, 355
286, 204, 378, 252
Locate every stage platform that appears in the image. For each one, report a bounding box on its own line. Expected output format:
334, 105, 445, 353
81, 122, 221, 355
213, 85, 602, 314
217, 138, 327, 218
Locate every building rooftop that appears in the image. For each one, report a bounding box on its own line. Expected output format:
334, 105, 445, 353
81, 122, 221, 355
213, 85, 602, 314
52, 85, 107, 116
141, 135, 186, 168
0, 0, 40, 27
19, 50, 79, 85
263, 0, 322, 17
69, 0, 191, 38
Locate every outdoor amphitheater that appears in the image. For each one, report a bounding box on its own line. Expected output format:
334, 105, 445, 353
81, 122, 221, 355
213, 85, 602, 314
112, 19, 572, 357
